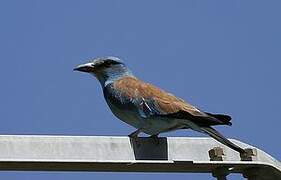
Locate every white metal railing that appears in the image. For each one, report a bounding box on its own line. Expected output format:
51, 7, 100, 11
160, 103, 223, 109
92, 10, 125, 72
0, 135, 280, 180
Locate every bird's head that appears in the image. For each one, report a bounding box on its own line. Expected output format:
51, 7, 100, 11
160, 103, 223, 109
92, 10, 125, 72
74, 56, 133, 86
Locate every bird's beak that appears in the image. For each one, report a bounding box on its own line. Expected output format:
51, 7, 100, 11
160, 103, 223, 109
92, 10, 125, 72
73, 63, 95, 73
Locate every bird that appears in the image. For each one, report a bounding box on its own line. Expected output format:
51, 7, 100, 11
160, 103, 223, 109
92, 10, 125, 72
74, 56, 246, 154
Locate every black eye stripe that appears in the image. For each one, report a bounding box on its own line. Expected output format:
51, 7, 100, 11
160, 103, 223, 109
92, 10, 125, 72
105, 60, 121, 65
94, 60, 121, 68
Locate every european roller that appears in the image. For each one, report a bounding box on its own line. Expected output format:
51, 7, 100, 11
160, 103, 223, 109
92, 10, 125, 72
74, 57, 246, 154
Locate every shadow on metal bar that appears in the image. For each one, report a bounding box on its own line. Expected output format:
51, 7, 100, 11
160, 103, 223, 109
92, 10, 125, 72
130, 137, 168, 160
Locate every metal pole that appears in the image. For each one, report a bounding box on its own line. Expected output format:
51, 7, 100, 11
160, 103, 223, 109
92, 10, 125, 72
212, 167, 230, 180
243, 168, 261, 180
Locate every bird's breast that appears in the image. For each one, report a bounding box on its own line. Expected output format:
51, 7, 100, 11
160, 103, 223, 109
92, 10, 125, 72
103, 84, 142, 128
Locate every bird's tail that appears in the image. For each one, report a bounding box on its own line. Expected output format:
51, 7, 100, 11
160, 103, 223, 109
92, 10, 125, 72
200, 126, 246, 154
204, 112, 232, 126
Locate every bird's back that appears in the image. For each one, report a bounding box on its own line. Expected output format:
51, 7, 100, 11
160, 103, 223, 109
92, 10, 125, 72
111, 76, 200, 115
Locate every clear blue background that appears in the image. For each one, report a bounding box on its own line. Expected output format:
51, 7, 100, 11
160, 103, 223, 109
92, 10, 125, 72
0, 1, 280, 179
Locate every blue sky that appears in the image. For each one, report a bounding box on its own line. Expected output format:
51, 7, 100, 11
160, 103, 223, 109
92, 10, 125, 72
0, 1, 280, 179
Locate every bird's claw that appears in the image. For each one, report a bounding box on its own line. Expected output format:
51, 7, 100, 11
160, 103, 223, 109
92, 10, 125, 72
128, 129, 142, 147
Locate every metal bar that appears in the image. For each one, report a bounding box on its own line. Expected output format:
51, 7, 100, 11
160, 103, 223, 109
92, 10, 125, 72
0, 135, 280, 180
211, 167, 229, 180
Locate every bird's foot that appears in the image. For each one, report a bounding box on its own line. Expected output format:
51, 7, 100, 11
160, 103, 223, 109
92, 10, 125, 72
128, 129, 142, 147
149, 134, 160, 145
128, 128, 142, 138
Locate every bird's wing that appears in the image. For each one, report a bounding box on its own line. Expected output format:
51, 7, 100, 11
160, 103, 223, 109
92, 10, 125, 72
113, 77, 224, 126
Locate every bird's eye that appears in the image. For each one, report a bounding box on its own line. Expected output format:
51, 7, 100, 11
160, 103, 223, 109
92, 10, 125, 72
102, 60, 114, 67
